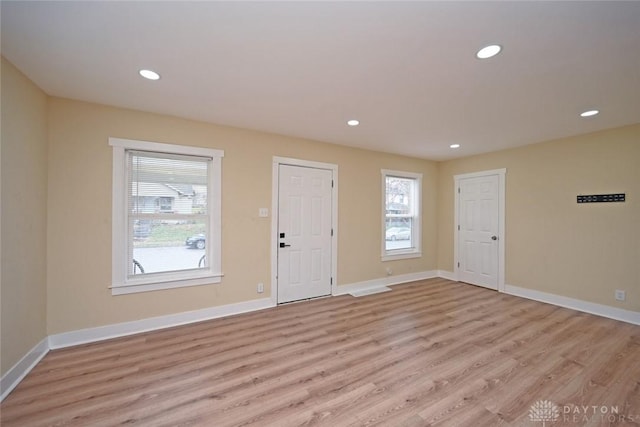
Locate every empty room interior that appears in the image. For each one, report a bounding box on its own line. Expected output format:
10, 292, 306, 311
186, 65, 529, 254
1, 2, 639, 426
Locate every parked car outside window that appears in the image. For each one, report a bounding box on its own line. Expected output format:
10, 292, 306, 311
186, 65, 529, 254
185, 233, 206, 249
385, 227, 410, 241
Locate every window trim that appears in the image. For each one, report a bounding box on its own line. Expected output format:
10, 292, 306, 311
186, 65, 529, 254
381, 169, 422, 261
110, 138, 224, 295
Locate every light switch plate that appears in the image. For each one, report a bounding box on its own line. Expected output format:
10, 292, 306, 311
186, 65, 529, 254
258, 208, 269, 217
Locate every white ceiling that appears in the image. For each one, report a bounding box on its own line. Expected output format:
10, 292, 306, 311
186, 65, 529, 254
2, 1, 639, 160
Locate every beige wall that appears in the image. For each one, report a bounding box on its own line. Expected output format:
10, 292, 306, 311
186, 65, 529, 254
46, 98, 438, 334
1, 58, 49, 375
437, 124, 640, 311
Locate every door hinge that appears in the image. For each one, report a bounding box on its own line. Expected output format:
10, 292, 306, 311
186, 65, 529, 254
458, 225, 460, 231
457, 262, 460, 268
331, 180, 334, 188
458, 187, 461, 193
330, 277, 333, 285
331, 228, 334, 236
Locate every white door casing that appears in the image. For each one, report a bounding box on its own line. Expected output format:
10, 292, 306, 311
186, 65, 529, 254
454, 169, 506, 291
272, 158, 337, 304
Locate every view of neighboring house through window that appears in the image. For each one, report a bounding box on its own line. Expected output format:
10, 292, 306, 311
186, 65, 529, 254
382, 169, 422, 260
129, 151, 209, 275
110, 138, 223, 295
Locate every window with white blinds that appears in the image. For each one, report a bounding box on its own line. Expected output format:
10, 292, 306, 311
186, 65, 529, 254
110, 138, 223, 295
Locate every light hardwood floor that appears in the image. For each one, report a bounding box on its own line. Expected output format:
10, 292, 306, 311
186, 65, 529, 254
2, 279, 639, 426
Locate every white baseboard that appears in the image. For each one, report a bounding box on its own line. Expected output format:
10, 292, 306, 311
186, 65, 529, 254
49, 297, 275, 349
437, 270, 456, 281
333, 270, 437, 296
504, 284, 640, 326
1, 337, 49, 402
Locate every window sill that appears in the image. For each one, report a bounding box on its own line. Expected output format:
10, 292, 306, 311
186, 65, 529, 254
381, 251, 422, 262
111, 274, 222, 295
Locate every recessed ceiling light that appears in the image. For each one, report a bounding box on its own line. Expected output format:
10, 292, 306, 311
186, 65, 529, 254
580, 109, 599, 117
476, 44, 502, 59
347, 119, 360, 126
139, 69, 160, 80
450, 144, 461, 149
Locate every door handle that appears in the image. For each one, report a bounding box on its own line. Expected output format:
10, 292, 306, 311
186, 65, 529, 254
279, 242, 291, 248
491, 235, 498, 241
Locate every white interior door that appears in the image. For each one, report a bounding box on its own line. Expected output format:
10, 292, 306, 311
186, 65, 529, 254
458, 174, 499, 289
277, 165, 333, 303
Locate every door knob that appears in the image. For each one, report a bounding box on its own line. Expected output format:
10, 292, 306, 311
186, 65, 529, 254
491, 235, 498, 241
279, 242, 291, 248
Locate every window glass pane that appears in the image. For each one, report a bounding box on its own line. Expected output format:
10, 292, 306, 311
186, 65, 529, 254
385, 218, 412, 250
131, 219, 207, 275
129, 152, 208, 215
385, 176, 413, 214
127, 150, 210, 277
385, 176, 414, 251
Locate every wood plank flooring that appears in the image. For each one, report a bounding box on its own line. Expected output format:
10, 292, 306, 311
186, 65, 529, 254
2, 278, 639, 426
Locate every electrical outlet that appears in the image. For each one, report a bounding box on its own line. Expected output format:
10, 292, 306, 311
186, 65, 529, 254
615, 290, 625, 301
257, 283, 264, 293
258, 208, 269, 218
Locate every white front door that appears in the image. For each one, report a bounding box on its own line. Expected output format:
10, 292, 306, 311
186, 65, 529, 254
458, 174, 500, 289
277, 164, 333, 303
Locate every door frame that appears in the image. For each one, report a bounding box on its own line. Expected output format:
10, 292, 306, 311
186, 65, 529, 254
453, 168, 506, 292
271, 156, 338, 305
